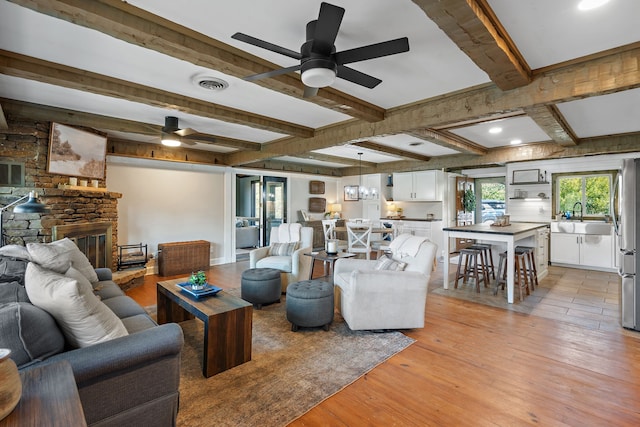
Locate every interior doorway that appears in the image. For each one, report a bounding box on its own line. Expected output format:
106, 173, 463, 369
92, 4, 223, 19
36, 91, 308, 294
262, 176, 287, 246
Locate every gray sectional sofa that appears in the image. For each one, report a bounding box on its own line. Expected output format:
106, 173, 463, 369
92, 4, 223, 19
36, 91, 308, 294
0, 241, 183, 427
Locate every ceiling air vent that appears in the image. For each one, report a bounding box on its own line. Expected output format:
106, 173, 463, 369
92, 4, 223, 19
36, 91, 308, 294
191, 74, 229, 91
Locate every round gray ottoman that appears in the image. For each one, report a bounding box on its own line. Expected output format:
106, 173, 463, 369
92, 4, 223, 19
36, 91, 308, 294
286, 280, 334, 332
241, 268, 282, 309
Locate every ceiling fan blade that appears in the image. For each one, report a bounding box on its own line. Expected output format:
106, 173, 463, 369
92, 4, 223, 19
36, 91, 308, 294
336, 65, 382, 89
180, 139, 197, 146
303, 86, 319, 98
313, 2, 345, 48
183, 134, 217, 144
244, 64, 302, 82
232, 32, 301, 60
334, 37, 409, 65
175, 127, 198, 137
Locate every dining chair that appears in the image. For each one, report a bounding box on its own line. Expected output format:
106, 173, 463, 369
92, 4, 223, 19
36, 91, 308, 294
321, 219, 347, 252
346, 221, 373, 260
370, 221, 394, 258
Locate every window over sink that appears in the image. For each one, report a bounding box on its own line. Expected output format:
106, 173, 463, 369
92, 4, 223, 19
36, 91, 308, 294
553, 171, 615, 219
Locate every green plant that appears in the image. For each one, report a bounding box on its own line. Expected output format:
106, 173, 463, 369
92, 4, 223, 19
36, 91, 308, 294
463, 189, 476, 212
189, 270, 207, 287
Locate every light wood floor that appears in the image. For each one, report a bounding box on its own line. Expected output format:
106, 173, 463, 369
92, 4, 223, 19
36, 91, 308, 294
126, 260, 640, 426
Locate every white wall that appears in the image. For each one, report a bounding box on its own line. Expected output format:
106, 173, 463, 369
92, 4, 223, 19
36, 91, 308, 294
106, 156, 229, 265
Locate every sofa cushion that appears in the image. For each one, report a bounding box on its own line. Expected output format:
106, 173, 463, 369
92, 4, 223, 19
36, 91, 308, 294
256, 256, 293, 273
102, 295, 147, 319
0, 302, 65, 368
121, 313, 157, 334
0, 244, 31, 261
374, 255, 407, 271
268, 242, 299, 256
0, 281, 30, 304
0, 255, 29, 285
93, 281, 125, 300
24, 263, 128, 348
27, 238, 99, 283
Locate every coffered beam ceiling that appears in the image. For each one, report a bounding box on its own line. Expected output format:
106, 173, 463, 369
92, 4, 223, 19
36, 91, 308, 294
227, 44, 640, 166
353, 141, 432, 162
413, 0, 530, 91
405, 128, 488, 155
0, 50, 314, 139
0, 98, 262, 151
523, 105, 578, 146
6, 0, 385, 123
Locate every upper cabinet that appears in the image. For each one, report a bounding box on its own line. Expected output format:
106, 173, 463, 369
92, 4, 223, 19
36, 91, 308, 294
393, 171, 444, 201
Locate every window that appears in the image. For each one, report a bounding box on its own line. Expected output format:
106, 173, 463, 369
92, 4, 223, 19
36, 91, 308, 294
556, 172, 612, 218
476, 177, 506, 223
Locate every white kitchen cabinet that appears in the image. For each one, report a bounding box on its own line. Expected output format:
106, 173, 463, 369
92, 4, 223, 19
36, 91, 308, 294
550, 232, 613, 269
393, 171, 443, 201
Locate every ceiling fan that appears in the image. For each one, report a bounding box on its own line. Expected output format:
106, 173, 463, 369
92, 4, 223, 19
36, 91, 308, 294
160, 116, 216, 147
231, 2, 410, 97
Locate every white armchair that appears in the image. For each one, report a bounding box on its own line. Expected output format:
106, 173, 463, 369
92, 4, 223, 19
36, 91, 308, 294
250, 223, 314, 293
333, 234, 437, 330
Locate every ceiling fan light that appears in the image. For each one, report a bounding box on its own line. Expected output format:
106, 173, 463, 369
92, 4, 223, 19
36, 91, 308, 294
301, 66, 336, 88
161, 132, 181, 147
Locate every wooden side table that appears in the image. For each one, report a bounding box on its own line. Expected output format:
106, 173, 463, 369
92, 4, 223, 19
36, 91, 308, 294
1, 360, 86, 427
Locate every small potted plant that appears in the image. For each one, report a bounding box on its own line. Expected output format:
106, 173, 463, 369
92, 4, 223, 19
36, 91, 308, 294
188, 270, 207, 291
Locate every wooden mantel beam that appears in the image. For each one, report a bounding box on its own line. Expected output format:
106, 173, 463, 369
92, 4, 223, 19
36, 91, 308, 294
7, 0, 385, 123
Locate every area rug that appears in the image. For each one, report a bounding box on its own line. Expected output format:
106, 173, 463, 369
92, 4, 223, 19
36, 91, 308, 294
159, 289, 415, 427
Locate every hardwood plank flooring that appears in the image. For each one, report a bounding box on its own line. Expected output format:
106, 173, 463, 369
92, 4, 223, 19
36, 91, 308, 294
126, 260, 640, 426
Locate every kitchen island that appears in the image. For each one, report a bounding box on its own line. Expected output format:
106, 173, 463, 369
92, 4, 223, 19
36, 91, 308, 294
443, 222, 549, 303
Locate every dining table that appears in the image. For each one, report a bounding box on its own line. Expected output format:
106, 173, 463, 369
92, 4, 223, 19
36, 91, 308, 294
442, 222, 548, 303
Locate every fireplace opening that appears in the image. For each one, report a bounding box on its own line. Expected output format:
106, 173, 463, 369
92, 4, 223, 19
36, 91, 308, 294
52, 222, 113, 269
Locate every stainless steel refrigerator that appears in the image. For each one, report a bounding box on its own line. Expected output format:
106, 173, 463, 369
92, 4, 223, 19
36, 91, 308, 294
614, 158, 639, 330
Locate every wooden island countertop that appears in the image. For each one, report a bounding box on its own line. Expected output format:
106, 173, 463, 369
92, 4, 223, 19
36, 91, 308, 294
443, 222, 548, 235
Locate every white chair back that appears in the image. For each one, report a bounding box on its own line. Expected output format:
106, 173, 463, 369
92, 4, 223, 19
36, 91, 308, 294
346, 221, 372, 259
321, 219, 336, 241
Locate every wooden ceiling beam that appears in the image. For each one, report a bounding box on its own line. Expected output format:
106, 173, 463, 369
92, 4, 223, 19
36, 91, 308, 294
406, 128, 488, 155
0, 98, 262, 151
0, 50, 313, 138
290, 152, 376, 168
0, 104, 8, 130
413, 0, 531, 90
240, 160, 343, 177
353, 141, 432, 162
107, 138, 228, 165
7, 0, 385, 123
524, 105, 578, 146
227, 44, 640, 165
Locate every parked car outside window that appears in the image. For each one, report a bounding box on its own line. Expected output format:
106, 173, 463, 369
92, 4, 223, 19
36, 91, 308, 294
481, 199, 505, 223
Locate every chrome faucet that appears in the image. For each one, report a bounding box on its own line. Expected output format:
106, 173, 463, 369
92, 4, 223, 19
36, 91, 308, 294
572, 201, 583, 221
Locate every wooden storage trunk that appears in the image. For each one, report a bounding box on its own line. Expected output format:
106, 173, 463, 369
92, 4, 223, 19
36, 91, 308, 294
158, 240, 210, 276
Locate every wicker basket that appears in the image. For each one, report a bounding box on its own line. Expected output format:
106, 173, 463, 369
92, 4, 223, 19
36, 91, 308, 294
158, 240, 210, 276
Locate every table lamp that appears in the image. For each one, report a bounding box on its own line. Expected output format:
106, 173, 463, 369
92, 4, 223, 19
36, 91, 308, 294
330, 203, 342, 219
0, 191, 49, 246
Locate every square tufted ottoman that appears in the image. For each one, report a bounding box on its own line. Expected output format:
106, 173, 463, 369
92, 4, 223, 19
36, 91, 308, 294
241, 267, 282, 309
286, 280, 334, 331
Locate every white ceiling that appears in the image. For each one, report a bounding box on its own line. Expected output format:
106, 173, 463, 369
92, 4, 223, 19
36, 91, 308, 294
1, 0, 639, 170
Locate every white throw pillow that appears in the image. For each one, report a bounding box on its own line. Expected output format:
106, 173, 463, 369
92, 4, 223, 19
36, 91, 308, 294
25, 263, 128, 348
27, 238, 99, 283
374, 255, 407, 271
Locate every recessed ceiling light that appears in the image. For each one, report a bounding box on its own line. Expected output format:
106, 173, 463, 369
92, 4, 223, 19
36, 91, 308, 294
577, 0, 610, 11
510, 139, 522, 145
489, 127, 502, 134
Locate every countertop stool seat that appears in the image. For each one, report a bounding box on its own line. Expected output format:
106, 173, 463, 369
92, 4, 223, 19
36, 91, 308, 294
241, 267, 282, 309
515, 246, 538, 290
454, 248, 488, 292
286, 280, 334, 332
493, 251, 530, 301
469, 243, 495, 281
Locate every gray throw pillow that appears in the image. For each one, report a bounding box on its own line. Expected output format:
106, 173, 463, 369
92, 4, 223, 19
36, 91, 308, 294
0, 281, 30, 304
0, 255, 29, 285
0, 302, 65, 368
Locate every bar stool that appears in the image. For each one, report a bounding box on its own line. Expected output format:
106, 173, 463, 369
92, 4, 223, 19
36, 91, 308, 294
454, 248, 487, 292
493, 251, 530, 301
469, 243, 495, 281
515, 246, 538, 290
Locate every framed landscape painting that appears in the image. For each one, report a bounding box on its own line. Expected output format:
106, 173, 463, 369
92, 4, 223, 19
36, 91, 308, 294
48, 122, 107, 179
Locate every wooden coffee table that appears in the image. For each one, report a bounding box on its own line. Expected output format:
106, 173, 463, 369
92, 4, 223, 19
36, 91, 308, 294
156, 278, 252, 378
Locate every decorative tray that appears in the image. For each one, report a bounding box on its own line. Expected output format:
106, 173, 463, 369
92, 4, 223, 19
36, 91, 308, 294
176, 283, 222, 298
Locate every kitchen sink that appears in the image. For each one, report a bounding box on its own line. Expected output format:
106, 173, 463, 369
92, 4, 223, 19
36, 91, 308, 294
550, 221, 612, 235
